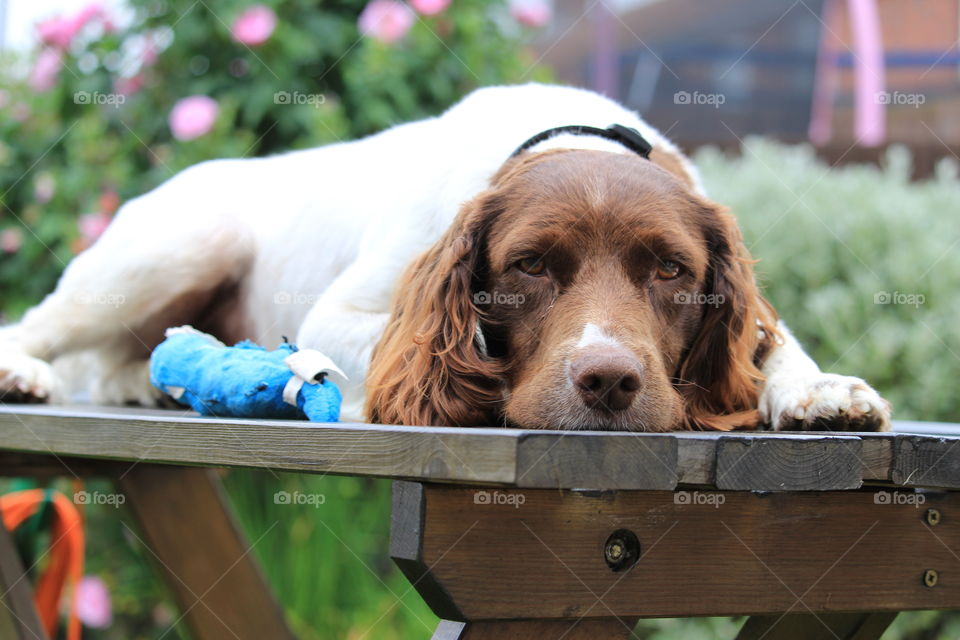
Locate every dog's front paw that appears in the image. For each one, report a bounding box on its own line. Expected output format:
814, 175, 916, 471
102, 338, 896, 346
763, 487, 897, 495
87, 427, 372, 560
760, 372, 891, 432
0, 352, 57, 403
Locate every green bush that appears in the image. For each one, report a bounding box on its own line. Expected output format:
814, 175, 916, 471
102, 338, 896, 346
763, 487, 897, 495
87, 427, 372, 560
695, 140, 960, 423
0, 0, 547, 317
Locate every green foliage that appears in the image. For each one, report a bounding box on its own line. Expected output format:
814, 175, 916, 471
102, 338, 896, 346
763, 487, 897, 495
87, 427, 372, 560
223, 472, 436, 639
4, 4, 958, 635
0, 0, 548, 317
695, 140, 960, 423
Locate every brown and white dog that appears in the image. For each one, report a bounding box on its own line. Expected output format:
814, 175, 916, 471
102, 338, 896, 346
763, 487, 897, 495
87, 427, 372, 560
0, 84, 890, 432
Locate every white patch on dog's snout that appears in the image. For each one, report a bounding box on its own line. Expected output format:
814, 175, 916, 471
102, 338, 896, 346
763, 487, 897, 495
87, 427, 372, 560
575, 323, 621, 350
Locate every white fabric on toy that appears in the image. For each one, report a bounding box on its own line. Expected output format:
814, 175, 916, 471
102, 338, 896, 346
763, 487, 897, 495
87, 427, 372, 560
282, 376, 305, 407
281, 349, 347, 408
165, 385, 186, 400
285, 349, 348, 383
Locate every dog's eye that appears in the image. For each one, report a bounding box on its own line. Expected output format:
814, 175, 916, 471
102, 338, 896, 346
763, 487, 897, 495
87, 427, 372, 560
656, 260, 682, 280
516, 256, 547, 276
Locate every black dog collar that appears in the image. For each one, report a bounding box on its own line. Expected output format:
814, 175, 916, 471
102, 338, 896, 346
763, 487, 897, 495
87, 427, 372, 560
509, 124, 653, 160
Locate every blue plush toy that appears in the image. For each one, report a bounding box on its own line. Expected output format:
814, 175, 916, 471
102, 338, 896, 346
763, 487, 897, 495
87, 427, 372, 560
150, 326, 343, 422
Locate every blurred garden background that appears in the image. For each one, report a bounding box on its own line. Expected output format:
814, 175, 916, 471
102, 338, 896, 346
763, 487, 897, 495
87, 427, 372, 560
1, 0, 959, 637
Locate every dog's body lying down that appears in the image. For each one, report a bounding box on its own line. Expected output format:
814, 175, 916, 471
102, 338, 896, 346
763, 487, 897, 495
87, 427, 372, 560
0, 84, 890, 431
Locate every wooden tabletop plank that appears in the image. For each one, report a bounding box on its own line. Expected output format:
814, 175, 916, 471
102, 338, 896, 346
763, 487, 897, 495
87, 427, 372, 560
1, 405, 959, 490
891, 435, 960, 489
715, 435, 864, 491
0, 405, 520, 485
514, 432, 678, 490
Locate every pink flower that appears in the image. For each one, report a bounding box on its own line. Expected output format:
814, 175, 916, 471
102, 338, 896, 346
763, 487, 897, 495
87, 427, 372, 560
36, 3, 107, 50
358, 0, 414, 43
141, 35, 158, 66
75, 575, 112, 629
114, 74, 144, 96
510, 0, 550, 27
169, 96, 219, 141
37, 16, 74, 49
1, 228, 23, 254
29, 49, 62, 92
231, 5, 277, 46
411, 0, 450, 16
78, 212, 112, 244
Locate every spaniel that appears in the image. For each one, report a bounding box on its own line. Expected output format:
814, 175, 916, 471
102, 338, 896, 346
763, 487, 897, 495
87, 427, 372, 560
0, 84, 890, 432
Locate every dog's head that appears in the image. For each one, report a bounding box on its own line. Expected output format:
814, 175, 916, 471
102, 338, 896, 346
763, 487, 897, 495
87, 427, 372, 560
366, 148, 778, 430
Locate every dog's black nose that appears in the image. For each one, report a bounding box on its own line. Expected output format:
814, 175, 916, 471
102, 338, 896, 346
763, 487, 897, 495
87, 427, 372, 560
569, 346, 643, 412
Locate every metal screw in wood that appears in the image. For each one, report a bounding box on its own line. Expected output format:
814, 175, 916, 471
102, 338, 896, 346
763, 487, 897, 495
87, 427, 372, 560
926, 508, 942, 526
924, 569, 939, 588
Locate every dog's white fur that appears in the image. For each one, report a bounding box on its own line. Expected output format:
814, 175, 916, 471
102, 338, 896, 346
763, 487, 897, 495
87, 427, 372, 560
0, 84, 890, 430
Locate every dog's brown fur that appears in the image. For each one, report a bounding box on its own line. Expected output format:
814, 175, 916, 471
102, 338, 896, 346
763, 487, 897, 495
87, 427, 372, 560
366, 148, 779, 431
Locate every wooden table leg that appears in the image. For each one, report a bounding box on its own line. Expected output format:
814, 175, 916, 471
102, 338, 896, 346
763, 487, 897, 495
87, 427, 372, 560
736, 612, 897, 640
432, 618, 637, 639
118, 465, 294, 640
0, 508, 48, 640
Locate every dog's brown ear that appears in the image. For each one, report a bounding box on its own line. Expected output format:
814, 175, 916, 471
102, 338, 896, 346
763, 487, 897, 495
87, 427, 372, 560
677, 205, 779, 431
365, 195, 505, 426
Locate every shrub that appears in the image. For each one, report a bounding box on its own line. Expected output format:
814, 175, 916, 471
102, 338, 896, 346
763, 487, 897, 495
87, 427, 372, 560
695, 140, 960, 423
0, 0, 548, 317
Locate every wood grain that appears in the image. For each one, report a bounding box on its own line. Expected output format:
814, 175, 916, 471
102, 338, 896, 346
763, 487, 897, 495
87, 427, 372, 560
118, 466, 294, 640
431, 618, 638, 639
715, 435, 863, 490
400, 485, 960, 619
1, 405, 959, 490
0, 405, 519, 485
515, 432, 677, 489
892, 435, 960, 488
736, 612, 897, 640
0, 508, 48, 640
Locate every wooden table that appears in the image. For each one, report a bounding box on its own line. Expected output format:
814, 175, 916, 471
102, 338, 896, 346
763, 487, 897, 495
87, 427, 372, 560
1, 405, 958, 639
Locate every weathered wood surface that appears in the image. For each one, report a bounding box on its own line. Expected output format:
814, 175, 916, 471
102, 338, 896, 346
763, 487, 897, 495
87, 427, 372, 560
1, 405, 959, 490
0, 507, 48, 640
118, 466, 295, 640
431, 618, 638, 639
393, 483, 960, 620
736, 612, 897, 640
